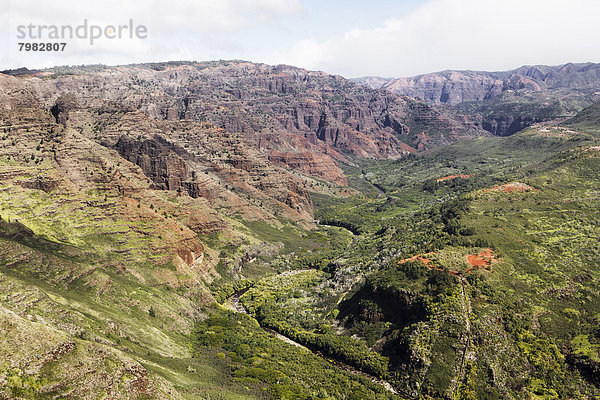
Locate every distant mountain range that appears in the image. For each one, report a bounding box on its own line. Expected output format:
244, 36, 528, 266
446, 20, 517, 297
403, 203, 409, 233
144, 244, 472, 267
353, 62, 600, 136
1, 61, 485, 185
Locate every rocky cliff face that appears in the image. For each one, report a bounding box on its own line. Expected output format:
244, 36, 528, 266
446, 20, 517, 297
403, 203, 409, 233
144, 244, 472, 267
353, 63, 600, 136
0, 69, 336, 398
4, 61, 485, 186
371, 69, 543, 106
0, 71, 320, 279
354, 63, 600, 106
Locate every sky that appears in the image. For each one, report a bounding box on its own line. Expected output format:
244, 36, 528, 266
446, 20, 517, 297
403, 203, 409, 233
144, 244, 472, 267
2, 0, 600, 78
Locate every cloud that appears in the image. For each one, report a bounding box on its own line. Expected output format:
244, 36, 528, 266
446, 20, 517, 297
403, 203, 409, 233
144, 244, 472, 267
267, 0, 600, 77
2, 0, 303, 68
3, 0, 600, 76
5, 0, 302, 32
147, 0, 302, 34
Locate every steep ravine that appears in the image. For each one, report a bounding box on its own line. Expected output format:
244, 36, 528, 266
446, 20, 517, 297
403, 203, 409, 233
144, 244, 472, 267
223, 288, 404, 397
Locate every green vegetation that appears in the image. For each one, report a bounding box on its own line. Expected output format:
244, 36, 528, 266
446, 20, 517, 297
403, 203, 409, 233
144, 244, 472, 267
236, 270, 390, 378
3, 84, 600, 398
224, 120, 600, 398
455, 89, 591, 136
564, 101, 600, 134
192, 308, 393, 400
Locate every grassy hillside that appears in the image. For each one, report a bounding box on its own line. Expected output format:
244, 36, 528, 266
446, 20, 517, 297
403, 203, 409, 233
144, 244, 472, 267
2, 74, 600, 399
564, 101, 600, 134
227, 120, 600, 399
0, 79, 386, 398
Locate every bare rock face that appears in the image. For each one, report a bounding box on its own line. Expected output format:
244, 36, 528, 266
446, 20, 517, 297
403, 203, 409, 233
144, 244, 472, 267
356, 63, 600, 106
268, 150, 348, 186
111, 121, 314, 221
50, 93, 78, 125
6, 61, 485, 186
380, 72, 497, 105
368, 70, 543, 106
0, 73, 40, 110
481, 115, 537, 137
115, 135, 192, 193
353, 62, 600, 137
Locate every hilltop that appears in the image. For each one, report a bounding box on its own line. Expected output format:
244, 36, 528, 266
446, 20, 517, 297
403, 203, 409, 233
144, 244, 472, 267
354, 62, 600, 136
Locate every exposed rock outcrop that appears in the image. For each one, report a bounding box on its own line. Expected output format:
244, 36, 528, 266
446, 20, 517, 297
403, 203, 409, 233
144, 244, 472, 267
3, 61, 485, 185
355, 63, 600, 106
115, 135, 196, 194
353, 62, 600, 136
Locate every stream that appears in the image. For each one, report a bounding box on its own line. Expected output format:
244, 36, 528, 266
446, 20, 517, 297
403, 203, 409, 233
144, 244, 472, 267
224, 289, 404, 397
361, 171, 385, 197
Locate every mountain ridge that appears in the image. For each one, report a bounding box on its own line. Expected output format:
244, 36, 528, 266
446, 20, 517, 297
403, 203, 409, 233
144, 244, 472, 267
1, 60, 487, 185
353, 62, 600, 136
353, 62, 600, 99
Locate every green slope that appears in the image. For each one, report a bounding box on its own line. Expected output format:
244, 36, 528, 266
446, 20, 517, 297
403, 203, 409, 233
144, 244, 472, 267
3, 93, 600, 399
229, 120, 600, 399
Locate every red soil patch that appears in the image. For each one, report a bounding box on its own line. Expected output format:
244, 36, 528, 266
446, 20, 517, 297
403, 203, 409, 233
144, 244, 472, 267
399, 248, 498, 277
436, 174, 472, 182
398, 253, 460, 276
465, 248, 497, 273
398, 254, 435, 268
485, 182, 536, 193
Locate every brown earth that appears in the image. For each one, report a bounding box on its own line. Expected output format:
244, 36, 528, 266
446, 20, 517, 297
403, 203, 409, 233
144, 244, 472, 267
399, 248, 497, 276
465, 248, 498, 273
486, 182, 537, 193
398, 253, 459, 276
436, 174, 472, 182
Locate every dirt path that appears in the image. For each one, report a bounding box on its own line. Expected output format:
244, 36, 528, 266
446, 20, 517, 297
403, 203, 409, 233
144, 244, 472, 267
317, 222, 357, 238
451, 278, 473, 396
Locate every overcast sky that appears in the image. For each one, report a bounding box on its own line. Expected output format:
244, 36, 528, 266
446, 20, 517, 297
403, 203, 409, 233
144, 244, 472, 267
2, 0, 600, 78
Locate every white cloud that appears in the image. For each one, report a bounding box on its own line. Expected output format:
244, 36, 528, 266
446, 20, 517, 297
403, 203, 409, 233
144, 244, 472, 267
147, 0, 302, 34
267, 0, 600, 77
1, 0, 303, 69
3, 0, 600, 76
267, 38, 328, 69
